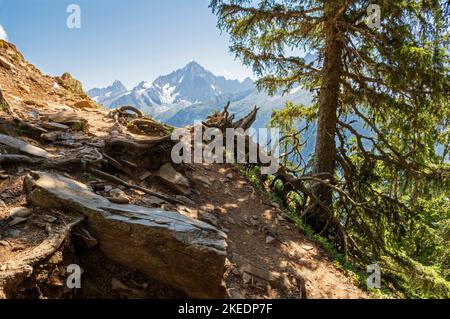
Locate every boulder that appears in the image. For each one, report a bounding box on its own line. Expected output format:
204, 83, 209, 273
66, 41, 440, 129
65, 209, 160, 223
155, 163, 190, 195
40, 111, 87, 127
24, 171, 227, 298
55, 72, 84, 95
142, 196, 166, 206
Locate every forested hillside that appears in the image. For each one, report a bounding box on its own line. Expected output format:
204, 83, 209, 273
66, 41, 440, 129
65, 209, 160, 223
211, 0, 449, 298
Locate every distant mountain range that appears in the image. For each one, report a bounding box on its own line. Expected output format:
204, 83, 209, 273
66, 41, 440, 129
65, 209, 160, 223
88, 60, 314, 128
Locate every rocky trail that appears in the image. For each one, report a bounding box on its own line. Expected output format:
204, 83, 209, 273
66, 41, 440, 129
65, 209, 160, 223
0, 39, 369, 299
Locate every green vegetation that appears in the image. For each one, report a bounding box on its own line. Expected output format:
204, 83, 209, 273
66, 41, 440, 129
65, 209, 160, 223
213, 0, 450, 298
240, 163, 449, 298
69, 121, 88, 132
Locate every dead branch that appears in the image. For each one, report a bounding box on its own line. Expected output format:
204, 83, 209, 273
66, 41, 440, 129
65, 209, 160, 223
102, 152, 125, 171
88, 167, 183, 204
203, 102, 260, 136
119, 160, 138, 168
233, 105, 259, 130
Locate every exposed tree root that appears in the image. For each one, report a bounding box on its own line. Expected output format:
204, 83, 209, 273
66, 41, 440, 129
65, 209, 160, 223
109, 105, 143, 124
127, 118, 168, 136
0, 216, 84, 298
116, 105, 143, 118
106, 135, 172, 149
88, 167, 183, 204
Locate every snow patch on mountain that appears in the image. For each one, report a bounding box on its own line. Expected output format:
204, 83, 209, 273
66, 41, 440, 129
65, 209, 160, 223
88, 57, 314, 128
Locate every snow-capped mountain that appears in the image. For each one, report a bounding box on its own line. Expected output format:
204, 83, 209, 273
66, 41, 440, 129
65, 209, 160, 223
88, 60, 314, 128
88, 80, 128, 107
88, 61, 255, 110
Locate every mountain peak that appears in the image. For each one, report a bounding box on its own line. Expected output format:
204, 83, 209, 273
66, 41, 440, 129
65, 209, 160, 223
111, 80, 127, 90
87, 79, 128, 104
112, 79, 123, 86
186, 60, 201, 67
183, 60, 208, 73
88, 61, 256, 109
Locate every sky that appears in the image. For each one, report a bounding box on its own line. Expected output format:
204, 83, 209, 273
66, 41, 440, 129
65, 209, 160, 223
0, 0, 255, 90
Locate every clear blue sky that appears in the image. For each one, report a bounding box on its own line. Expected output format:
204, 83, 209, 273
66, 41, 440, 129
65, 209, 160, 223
0, 0, 255, 90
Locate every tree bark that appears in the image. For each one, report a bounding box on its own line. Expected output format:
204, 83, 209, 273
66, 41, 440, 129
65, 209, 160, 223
304, 1, 343, 233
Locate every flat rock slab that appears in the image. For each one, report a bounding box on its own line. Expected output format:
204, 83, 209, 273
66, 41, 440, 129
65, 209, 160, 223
0, 134, 52, 158
40, 111, 87, 125
24, 171, 227, 298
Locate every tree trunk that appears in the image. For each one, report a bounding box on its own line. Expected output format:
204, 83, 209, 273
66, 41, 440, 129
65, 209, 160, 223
304, 2, 343, 233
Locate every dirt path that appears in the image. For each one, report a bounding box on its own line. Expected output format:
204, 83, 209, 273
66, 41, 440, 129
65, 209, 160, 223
185, 163, 370, 299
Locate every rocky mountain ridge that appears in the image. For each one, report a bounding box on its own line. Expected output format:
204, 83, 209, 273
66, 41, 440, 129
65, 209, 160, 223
88, 61, 313, 128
